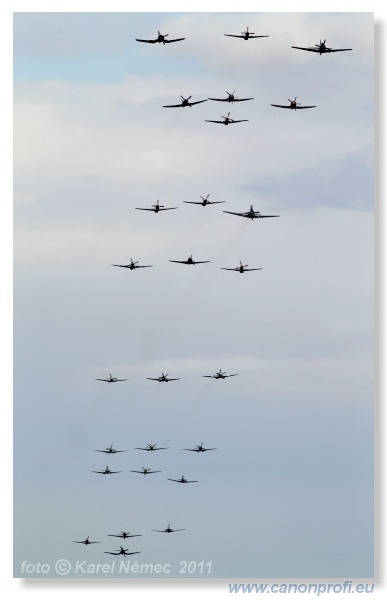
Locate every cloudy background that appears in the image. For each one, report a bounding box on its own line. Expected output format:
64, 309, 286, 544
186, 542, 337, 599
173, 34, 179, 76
13, 11, 373, 579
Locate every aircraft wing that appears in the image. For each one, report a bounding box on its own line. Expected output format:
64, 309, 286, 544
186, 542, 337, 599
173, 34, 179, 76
164, 38, 185, 43
146, 377, 162, 381
326, 48, 352, 52
169, 260, 188, 264
183, 448, 199, 451
202, 375, 216, 378
136, 265, 153, 268
163, 103, 185, 108
205, 119, 225, 124
291, 45, 319, 52
112, 264, 130, 268
166, 378, 181, 381
223, 210, 245, 216
130, 470, 146, 473
243, 268, 263, 271
135, 38, 158, 44
207, 97, 254, 103
229, 119, 249, 123
183, 201, 204, 204
95, 378, 109, 381
258, 214, 280, 218
224, 34, 244, 38
221, 267, 239, 271
108, 470, 123, 474
225, 374, 239, 377
294, 105, 316, 109
248, 35, 269, 38
189, 99, 207, 105
158, 207, 178, 210
270, 104, 293, 109
192, 260, 211, 264
135, 207, 156, 210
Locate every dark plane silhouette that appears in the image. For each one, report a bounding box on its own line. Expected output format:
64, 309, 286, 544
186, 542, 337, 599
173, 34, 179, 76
151, 524, 186, 533
94, 445, 127, 454
183, 443, 217, 452
183, 194, 225, 206
203, 369, 238, 379
205, 112, 248, 125
163, 95, 207, 108
208, 90, 254, 103
169, 254, 210, 265
223, 205, 279, 220
135, 30, 185, 45
73, 536, 100, 545
104, 545, 141, 556
92, 465, 122, 475
224, 26, 269, 40
221, 261, 262, 273
167, 474, 198, 483
112, 258, 153, 270
108, 531, 142, 539
135, 443, 169, 451
146, 372, 180, 382
135, 199, 177, 212
130, 467, 161, 475
270, 97, 316, 110
292, 39, 352, 54
95, 373, 127, 383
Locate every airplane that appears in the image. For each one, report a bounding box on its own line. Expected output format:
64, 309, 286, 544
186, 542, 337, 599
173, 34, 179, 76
135, 443, 169, 451
183, 443, 217, 453
223, 205, 280, 220
146, 372, 180, 383
92, 465, 123, 475
183, 194, 225, 206
93, 445, 127, 454
224, 26, 269, 41
95, 373, 127, 383
163, 95, 208, 108
208, 90, 254, 103
205, 112, 248, 125
221, 261, 262, 273
135, 200, 178, 213
202, 369, 238, 379
169, 255, 210, 265
291, 39, 352, 54
167, 474, 198, 483
112, 258, 153, 270
151, 524, 186, 533
270, 97, 316, 110
73, 536, 100, 545
135, 30, 185, 45
130, 467, 161, 475
108, 531, 142, 539
104, 545, 141, 556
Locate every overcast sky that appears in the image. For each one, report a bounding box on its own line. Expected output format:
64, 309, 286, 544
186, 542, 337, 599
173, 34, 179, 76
13, 9, 374, 581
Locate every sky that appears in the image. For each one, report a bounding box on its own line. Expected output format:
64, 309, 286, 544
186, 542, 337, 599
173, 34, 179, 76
11, 7, 374, 584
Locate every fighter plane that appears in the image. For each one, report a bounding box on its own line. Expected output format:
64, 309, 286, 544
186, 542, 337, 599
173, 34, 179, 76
135, 30, 185, 45
108, 531, 142, 539
92, 465, 123, 475
112, 258, 153, 270
291, 39, 352, 54
169, 255, 210, 265
224, 26, 269, 40
203, 369, 238, 379
146, 372, 180, 382
163, 95, 208, 108
183, 443, 217, 453
221, 261, 262, 273
93, 445, 127, 454
183, 194, 225, 206
95, 373, 127, 383
205, 112, 248, 125
130, 467, 161, 475
135, 200, 178, 212
104, 545, 141, 556
270, 97, 316, 110
167, 475, 198, 483
151, 524, 186, 533
223, 205, 280, 220
73, 536, 100, 545
135, 443, 169, 452
208, 90, 254, 103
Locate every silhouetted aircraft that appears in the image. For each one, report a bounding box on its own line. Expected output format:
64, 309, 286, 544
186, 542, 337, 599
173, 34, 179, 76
95, 373, 127, 383
208, 90, 253, 103
92, 465, 123, 475
223, 205, 280, 220
135, 443, 169, 451
135, 200, 177, 212
292, 39, 352, 54
183, 443, 217, 452
205, 112, 248, 125
183, 194, 225, 206
224, 26, 269, 40
203, 369, 238, 379
163, 95, 207, 108
169, 254, 210, 265
167, 474, 198, 483
112, 258, 153, 270
146, 372, 180, 382
135, 30, 185, 45
270, 97, 316, 110
73, 536, 100, 545
151, 524, 186, 533
130, 467, 161, 475
221, 261, 262, 273
104, 545, 141, 556
108, 531, 141, 539
94, 445, 127, 454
